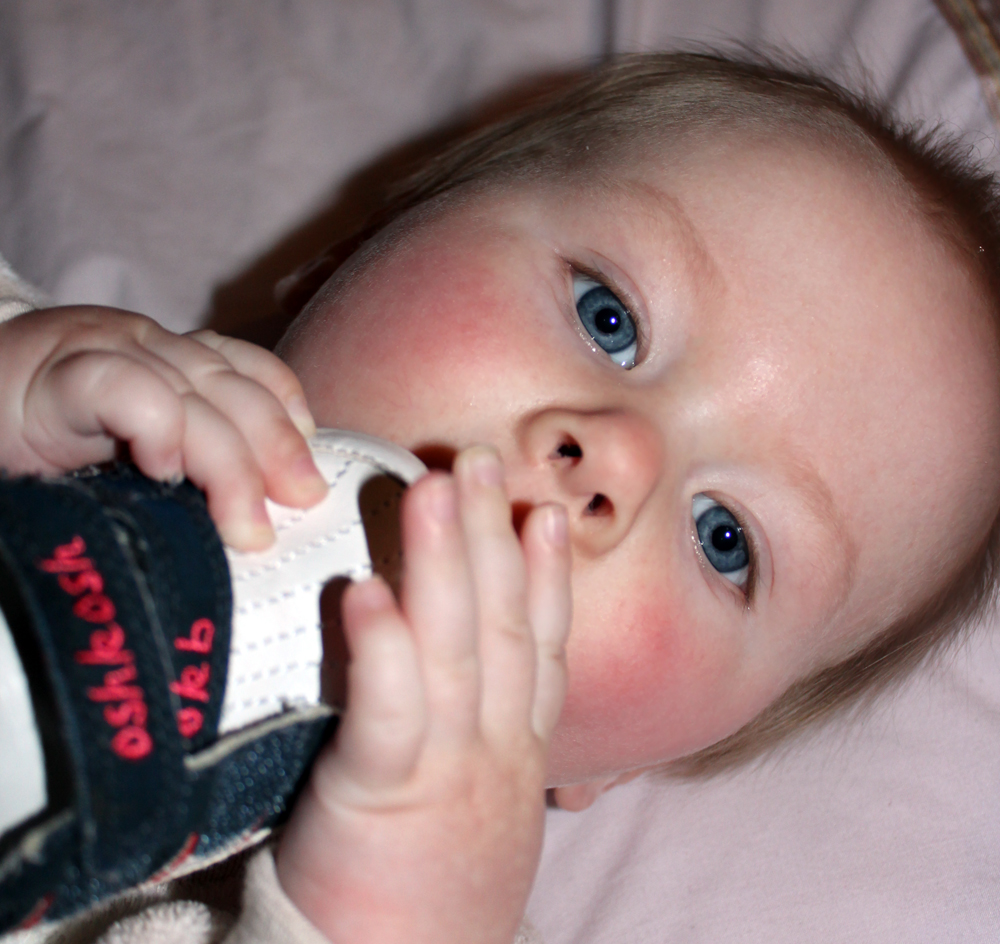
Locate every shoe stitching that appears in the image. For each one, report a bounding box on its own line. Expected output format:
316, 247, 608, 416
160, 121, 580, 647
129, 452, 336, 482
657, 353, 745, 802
316, 446, 395, 469
226, 665, 322, 708
232, 523, 359, 582
270, 459, 358, 536
233, 658, 319, 685
232, 580, 322, 612
230, 622, 313, 651
230, 695, 319, 708
233, 561, 370, 614
271, 509, 306, 531
227, 657, 322, 686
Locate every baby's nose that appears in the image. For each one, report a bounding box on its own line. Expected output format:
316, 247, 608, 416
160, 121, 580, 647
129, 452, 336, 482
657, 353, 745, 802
512, 409, 663, 557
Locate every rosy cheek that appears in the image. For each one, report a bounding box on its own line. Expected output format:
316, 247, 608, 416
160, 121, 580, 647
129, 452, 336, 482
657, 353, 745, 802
552, 590, 741, 777
360, 263, 520, 385
307, 279, 504, 429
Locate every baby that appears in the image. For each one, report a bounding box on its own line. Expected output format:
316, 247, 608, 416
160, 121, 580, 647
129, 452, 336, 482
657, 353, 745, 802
2, 52, 1000, 944
277, 52, 1000, 785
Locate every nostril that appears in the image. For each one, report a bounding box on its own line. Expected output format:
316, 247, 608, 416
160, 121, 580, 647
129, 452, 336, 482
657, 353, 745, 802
555, 440, 583, 460
585, 493, 611, 516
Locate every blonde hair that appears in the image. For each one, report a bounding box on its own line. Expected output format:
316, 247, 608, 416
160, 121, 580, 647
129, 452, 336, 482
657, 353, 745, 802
280, 52, 1000, 775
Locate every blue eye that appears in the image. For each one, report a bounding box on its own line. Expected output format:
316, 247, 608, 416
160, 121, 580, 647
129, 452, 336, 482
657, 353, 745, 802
692, 494, 750, 588
573, 275, 638, 369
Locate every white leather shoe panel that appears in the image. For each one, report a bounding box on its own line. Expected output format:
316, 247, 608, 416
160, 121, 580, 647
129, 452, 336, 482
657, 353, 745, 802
219, 431, 425, 734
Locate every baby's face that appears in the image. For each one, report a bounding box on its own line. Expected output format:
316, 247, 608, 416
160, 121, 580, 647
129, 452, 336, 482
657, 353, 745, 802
283, 135, 1000, 785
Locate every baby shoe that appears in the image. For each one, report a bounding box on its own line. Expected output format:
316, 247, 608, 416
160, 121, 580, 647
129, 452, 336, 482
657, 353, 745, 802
0, 430, 425, 932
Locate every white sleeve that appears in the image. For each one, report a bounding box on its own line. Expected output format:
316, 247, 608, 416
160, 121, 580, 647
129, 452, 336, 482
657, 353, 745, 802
218, 846, 335, 944
0, 254, 48, 323
86, 901, 233, 944
15, 848, 306, 944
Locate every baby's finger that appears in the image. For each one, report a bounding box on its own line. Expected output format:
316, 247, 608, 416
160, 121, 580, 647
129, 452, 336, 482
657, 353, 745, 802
520, 504, 571, 740
139, 330, 325, 509
26, 350, 185, 480
183, 369, 327, 510
187, 330, 317, 437
332, 577, 426, 792
400, 473, 480, 746
177, 394, 274, 550
453, 447, 535, 743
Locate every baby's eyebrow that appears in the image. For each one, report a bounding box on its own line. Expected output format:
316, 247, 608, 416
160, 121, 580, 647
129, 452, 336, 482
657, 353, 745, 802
783, 454, 858, 612
619, 177, 722, 299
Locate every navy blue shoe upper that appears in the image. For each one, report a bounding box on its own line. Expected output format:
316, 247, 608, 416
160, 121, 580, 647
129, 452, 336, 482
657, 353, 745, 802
0, 467, 333, 931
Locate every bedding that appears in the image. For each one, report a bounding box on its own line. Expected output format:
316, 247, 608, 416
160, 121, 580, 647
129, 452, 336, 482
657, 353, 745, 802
0, 2, 998, 941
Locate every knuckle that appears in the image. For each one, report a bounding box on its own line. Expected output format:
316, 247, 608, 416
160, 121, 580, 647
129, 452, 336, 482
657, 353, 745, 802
131, 391, 184, 439
250, 414, 310, 471
536, 636, 568, 663
493, 615, 532, 647
128, 310, 169, 340
186, 328, 221, 346
265, 358, 306, 393
271, 414, 310, 452
188, 335, 242, 374
187, 348, 234, 380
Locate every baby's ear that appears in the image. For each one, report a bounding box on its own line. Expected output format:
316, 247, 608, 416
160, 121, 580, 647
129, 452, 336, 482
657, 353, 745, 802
551, 769, 646, 811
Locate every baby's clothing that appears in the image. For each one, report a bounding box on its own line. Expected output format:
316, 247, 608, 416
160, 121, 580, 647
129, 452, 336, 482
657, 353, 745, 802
0, 257, 46, 324
9, 846, 318, 944
6, 843, 540, 944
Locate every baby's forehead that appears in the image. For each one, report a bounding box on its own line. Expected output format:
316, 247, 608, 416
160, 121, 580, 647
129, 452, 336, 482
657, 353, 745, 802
655, 134, 993, 421
667, 136, 1000, 611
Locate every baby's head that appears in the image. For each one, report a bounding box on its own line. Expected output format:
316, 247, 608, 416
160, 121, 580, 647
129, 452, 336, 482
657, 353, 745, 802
278, 54, 1000, 795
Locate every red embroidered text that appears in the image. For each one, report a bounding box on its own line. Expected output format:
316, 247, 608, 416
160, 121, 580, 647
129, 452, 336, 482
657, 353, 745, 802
39, 536, 153, 761
172, 619, 216, 737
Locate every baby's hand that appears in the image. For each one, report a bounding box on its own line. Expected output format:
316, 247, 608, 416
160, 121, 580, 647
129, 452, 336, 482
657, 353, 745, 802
277, 447, 571, 944
0, 306, 327, 548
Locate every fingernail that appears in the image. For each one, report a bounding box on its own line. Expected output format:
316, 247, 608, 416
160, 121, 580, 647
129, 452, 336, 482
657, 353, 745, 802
243, 503, 275, 547
292, 453, 328, 497
544, 504, 568, 547
466, 447, 503, 488
223, 516, 275, 551
352, 575, 394, 612
161, 451, 184, 485
286, 395, 317, 438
